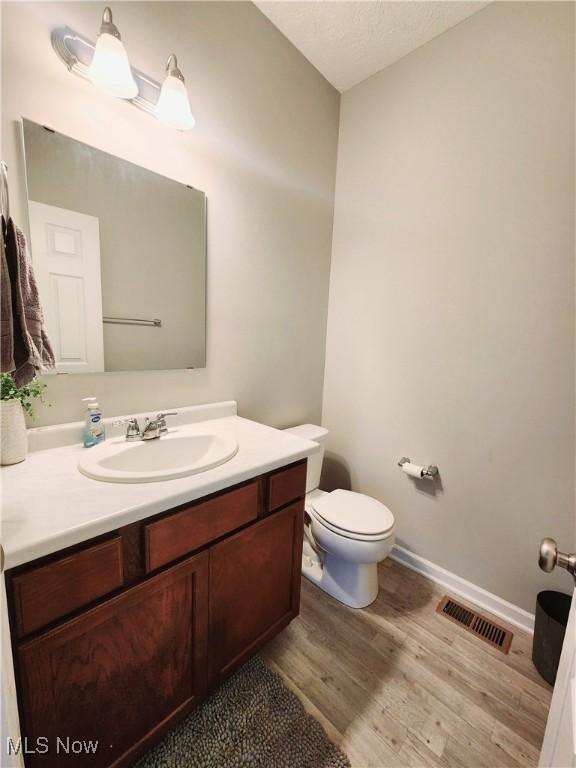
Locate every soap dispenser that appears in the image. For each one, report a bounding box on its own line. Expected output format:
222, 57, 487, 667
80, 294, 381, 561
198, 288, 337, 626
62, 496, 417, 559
82, 397, 105, 447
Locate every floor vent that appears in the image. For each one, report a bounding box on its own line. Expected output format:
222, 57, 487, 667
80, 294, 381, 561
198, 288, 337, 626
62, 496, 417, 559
436, 596, 513, 654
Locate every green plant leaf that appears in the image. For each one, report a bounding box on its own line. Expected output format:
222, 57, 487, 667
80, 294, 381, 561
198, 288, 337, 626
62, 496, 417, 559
0, 374, 48, 419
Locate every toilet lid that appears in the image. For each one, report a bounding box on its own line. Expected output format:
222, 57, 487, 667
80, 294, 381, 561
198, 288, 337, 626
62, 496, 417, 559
311, 489, 394, 537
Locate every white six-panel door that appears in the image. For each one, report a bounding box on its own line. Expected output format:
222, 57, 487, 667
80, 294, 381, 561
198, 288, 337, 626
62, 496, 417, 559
28, 201, 104, 373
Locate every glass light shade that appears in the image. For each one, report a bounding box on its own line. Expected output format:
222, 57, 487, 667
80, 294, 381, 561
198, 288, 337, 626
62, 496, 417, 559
87, 33, 138, 99
154, 75, 195, 131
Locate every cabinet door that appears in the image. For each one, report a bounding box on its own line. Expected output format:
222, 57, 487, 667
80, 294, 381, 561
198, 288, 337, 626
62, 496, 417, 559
209, 501, 304, 687
17, 553, 208, 768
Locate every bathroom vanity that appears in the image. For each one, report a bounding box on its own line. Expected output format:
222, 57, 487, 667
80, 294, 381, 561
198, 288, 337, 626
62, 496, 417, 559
1, 402, 317, 768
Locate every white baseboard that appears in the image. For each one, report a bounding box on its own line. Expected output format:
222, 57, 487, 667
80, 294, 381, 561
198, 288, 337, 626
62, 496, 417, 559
390, 544, 535, 634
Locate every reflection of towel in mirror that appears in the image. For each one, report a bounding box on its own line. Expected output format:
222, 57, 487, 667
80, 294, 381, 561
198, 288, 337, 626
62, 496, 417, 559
2, 218, 55, 386
1, 216, 15, 374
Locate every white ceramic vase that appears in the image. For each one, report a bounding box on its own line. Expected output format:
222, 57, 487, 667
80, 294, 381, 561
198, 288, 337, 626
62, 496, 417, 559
1, 399, 28, 465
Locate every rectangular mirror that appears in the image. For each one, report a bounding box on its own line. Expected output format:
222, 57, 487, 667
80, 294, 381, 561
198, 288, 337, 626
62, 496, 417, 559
21, 118, 207, 373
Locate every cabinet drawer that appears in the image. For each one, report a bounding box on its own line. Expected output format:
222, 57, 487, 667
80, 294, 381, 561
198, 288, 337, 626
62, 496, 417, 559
12, 537, 124, 638
266, 461, 307, 512
145, 481, 259, 572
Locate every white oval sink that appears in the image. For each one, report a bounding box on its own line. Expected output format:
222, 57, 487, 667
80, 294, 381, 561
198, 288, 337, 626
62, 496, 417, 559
78, 430, 238, 483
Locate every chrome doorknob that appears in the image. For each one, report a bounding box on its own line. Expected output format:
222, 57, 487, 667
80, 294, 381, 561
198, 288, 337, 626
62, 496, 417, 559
539, 538, 559, 572
539, 537, 576, 582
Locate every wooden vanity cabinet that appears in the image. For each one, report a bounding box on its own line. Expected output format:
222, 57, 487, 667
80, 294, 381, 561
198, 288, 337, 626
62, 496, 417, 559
6, 460, 306, 768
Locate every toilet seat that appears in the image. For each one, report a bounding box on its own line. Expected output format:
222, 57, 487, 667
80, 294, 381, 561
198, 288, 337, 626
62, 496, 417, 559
310, 489, 394, 542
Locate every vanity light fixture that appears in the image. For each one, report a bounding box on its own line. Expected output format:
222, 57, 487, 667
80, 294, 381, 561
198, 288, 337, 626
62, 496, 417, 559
155, 55, 196, 131
51, 9, 196, 130
86, 7, 138, 99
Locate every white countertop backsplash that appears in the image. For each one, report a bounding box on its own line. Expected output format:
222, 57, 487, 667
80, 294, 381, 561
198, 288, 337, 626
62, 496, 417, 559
1, 401, 317, 570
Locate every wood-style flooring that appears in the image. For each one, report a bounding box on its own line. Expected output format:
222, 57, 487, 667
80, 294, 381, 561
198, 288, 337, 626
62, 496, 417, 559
261, 559, 551, 768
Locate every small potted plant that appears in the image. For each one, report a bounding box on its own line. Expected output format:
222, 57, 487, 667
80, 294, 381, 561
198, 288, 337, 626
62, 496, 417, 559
0, 374, 47, 465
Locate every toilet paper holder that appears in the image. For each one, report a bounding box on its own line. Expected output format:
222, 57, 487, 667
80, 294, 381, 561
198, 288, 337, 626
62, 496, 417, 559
398, 457, 439, 479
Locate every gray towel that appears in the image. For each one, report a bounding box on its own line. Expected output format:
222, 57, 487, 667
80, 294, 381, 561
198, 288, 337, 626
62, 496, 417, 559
1, 217, 15, 373
3, 218, 55, 385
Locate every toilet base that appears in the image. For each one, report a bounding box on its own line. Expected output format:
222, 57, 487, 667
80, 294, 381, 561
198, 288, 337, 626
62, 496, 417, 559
301, 542, 380, 609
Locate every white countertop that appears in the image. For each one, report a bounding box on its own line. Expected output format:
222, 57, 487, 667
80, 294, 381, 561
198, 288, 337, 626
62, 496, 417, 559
0, 402, 318, 570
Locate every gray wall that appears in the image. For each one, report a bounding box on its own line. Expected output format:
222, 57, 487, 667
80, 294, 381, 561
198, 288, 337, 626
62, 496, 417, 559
2, 1, 340, 425
322, 1, 575, 611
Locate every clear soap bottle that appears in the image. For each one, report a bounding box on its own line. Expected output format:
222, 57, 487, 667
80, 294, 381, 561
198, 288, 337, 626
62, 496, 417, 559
82, 397, 105, 447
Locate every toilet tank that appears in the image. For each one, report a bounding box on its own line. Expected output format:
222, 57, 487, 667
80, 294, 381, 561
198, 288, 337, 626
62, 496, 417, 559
284, 424, 329, 493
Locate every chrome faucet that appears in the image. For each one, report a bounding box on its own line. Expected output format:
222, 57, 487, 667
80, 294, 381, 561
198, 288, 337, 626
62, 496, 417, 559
113, 412, 178, 442
112, 417, 142, 441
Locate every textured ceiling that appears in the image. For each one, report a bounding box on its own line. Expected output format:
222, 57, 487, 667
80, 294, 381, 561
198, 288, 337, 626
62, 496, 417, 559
254, 1, 490, 92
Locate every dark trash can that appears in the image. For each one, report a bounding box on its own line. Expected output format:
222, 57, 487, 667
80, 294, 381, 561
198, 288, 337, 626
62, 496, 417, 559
532, 590, 571, 685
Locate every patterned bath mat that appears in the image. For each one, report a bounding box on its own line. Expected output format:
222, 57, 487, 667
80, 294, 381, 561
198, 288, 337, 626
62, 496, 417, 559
136, 655, 350, 768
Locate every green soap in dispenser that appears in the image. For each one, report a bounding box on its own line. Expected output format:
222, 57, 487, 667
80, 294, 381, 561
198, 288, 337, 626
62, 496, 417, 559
82, 397, 106, 447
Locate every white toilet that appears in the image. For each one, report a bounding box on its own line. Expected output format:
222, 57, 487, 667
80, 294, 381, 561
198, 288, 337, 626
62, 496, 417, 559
285, 424, 395, 609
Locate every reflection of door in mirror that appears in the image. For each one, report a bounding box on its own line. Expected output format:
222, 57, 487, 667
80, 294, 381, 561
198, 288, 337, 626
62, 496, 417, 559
28, 202, 105, 373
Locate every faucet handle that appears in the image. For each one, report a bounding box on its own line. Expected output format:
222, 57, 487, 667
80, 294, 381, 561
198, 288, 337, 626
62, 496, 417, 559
156, 411, 178, 433
112, 417, 138, 428
112, 417, 141, 441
